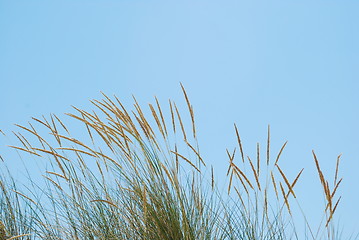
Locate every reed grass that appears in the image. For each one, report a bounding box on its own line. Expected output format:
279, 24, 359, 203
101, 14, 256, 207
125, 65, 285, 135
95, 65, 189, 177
0, 86, 351, 239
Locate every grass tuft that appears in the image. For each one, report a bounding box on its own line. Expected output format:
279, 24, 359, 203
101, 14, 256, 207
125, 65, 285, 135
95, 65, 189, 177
0, 85, 352, 239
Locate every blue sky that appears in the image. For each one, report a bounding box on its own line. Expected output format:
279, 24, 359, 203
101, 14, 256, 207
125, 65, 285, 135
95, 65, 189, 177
1, 0, 359, 237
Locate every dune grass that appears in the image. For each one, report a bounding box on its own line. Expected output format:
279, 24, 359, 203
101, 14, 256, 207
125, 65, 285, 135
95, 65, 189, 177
0, 86, 348, 239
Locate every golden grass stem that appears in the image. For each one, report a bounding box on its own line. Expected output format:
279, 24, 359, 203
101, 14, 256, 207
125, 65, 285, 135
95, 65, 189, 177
275, 141, 288, 165
234, 124, 245, 162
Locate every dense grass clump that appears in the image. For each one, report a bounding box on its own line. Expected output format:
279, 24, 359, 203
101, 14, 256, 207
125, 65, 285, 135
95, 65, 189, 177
0, 86, 346, 239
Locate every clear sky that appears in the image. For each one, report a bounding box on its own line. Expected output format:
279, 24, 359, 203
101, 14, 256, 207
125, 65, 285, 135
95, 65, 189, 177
1, 0, 359, 237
